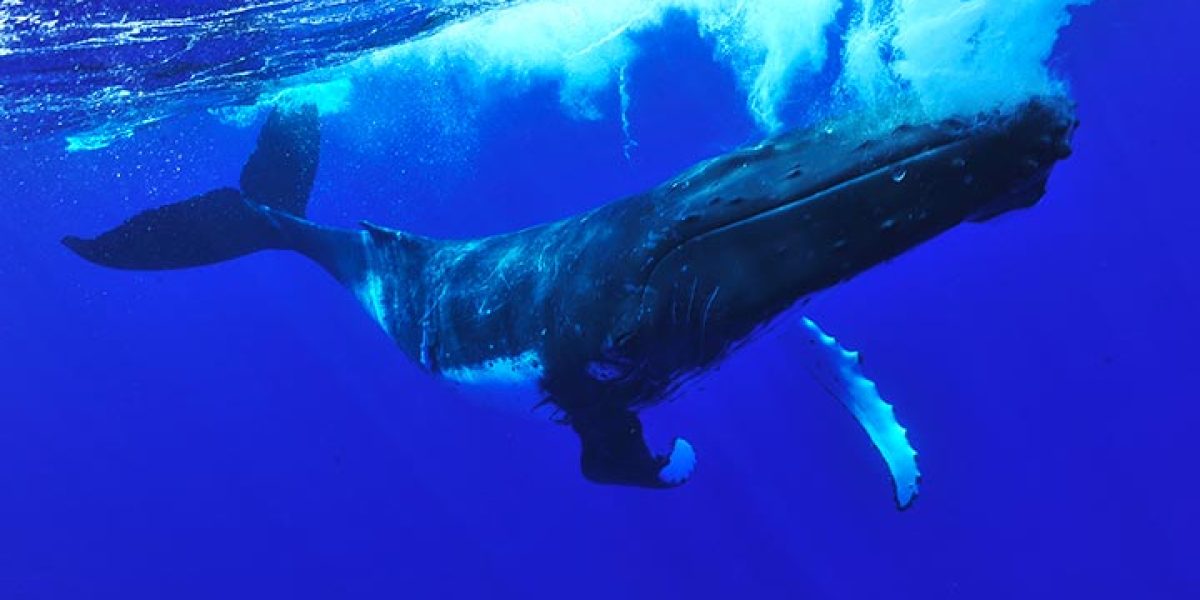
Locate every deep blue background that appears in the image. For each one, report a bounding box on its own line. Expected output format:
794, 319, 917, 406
2, 2, 1197, 598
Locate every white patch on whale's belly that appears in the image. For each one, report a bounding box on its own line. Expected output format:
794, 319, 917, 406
440, 350, 552, 417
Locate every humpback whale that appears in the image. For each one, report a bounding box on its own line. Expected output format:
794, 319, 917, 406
65, 97, 1076, 508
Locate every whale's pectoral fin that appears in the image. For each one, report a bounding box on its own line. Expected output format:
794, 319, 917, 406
798, 317, 921, 509
570, 408, 695, 488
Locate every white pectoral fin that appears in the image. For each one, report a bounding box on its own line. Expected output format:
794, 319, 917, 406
798, 317, 921, 509
658, 438, 696, 486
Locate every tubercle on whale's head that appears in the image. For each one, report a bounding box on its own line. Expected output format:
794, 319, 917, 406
621, 96, 1078, 372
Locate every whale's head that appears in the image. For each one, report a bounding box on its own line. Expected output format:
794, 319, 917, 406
620, 96, 1077, 378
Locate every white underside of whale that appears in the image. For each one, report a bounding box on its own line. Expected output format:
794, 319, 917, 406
441, 349, 553, 417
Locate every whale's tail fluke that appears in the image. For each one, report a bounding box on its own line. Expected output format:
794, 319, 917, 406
62, 105, 346, 273
238, 104, 320, 218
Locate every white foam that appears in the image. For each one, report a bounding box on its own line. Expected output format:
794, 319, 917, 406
366, 0, 844, 129
212, 79, 353, 127
253, 0, 1091, 136
841, 0, 1092, 124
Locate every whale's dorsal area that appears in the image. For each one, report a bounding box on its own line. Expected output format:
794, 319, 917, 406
64, 98, 1077, 506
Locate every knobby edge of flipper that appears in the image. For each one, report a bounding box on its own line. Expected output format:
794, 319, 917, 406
798, 317, 921, 510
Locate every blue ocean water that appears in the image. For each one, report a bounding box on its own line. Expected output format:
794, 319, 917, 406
1, 1, 1197, 598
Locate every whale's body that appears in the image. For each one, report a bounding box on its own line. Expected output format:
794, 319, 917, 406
66, 98, 1076, 507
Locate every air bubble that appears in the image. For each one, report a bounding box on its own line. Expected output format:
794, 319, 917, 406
891, 167, 907, 183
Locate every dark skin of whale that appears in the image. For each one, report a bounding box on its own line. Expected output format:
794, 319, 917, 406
65, 97, 1076, 498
